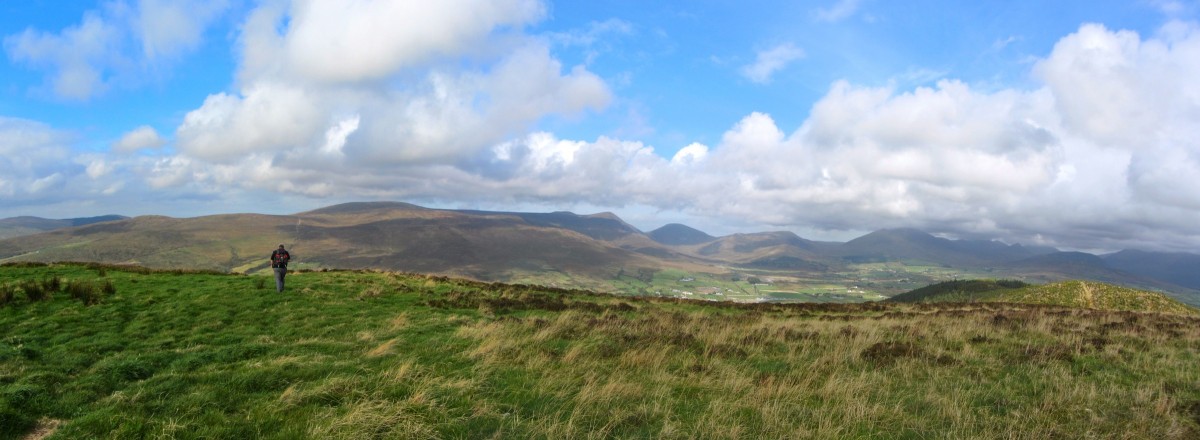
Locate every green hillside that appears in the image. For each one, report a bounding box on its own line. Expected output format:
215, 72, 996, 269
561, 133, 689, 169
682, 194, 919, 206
891, 279, 1198, 316
1002, 281, 1199, 315
3, 263, 1200, 439
885, 279, 1031, 303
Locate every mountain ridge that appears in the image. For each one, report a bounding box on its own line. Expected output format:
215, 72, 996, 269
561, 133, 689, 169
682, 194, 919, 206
0, 214, 128, 239
2, 202, 1197, 303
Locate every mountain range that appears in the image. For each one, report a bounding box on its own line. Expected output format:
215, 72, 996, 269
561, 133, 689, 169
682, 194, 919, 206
0, 215, 128, 239
1, 201, 1197, 304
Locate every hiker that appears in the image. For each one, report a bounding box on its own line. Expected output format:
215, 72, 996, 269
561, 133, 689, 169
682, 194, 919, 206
270, 244, 291, 292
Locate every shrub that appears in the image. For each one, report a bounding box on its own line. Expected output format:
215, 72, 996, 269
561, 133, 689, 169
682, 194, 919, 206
102, 279, 116, 295
255, 278, 267, 290
0, 284, 14, 306
21, 280, 48, 302
997, 279, 1029, 289
41, 276, 62, 293
0, 261, 46, 268
67, 280, 103, 306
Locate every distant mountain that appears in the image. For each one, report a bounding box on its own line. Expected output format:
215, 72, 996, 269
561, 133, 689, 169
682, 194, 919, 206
3, 201, 1199, 302
0, 215, 128, 239
688, 231, 833, 271
516, 211, 643, 241
889, 280, 1197, 315
0, 204, 670, 291
837, 228, 1054, 266
999, 251, 1117, 281
301, 201, 426, 215
648, 223, 715, 246
697, 231, 821, 256
1005, 250, 1107, 267
1102, 250, 1200, 291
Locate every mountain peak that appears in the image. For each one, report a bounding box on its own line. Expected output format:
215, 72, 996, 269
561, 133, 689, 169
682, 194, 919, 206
649, 223, 715, 246
299, 201, 425, 215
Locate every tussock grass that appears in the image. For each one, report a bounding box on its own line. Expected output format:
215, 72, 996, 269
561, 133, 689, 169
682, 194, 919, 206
1, 263, 1198, 439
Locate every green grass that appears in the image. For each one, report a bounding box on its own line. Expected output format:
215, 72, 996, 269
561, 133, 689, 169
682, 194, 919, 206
889, 279, 1198, 316
2, 263, 1200, 439
1004, 281, 1198, 315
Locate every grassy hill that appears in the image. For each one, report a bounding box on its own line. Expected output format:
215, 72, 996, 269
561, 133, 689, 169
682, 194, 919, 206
3, 263, 1200, 439
0, 205, 685, 291
1003, 281, 1199, 315
890, 279, 1198, 315
885, 279, 1032, 303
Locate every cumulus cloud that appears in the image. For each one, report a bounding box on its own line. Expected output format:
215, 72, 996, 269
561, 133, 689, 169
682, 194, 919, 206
740, 43, 805, 84
176, 82, 325, 162
133, 15, 1200, 252
0, 117, 192, 216
113, 125, 167, 153
170, 0, 610, 179
3, 12, 123, 100
2, 0, 229, 100
241, 0, 545, 84
455, 22, 1198, 252
0, 117, 88, 200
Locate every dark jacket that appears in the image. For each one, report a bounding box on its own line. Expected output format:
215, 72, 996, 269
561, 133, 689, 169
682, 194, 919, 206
270, 249, 291, 269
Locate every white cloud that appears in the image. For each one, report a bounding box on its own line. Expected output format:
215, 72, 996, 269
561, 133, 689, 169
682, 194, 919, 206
393, 21, 1199, 252
815, 0, 863, 22
85, 158, 113, 178
20, 12, 1193, 253
113, 125, 166, 153
174, 0, 609, 170
993, 35, 1021, 50
175, 82, 325, 162
135, 0, 229, 60
546, 18, 634, 48
1150, 0, 1188, 15
740, 43, 805, 84
1035, 23, 1200, 148
2, 0, 229, 100
3, 12, 123, 100
0, 117, 102, 202
276, 0, 544, 83
671, 143, 709, 166
27, 173, 65, 194
320, 116, 360, 156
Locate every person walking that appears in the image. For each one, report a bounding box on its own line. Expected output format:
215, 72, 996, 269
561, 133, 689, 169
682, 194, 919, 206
270, 244, 291, 292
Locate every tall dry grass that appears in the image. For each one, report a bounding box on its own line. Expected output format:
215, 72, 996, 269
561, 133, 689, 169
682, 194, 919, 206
449, 300, 1200, 439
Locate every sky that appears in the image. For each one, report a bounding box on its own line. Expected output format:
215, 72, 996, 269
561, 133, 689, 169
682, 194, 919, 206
2, 0, 1200, 253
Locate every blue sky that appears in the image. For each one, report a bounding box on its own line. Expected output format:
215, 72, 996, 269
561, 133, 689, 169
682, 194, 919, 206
2, 0, 1200, 252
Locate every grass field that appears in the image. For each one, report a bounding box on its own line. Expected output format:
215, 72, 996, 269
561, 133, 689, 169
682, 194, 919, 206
3, 263, 1200, 439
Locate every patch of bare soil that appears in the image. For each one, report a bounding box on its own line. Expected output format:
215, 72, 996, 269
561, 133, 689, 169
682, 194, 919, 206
22, 418, 62, 440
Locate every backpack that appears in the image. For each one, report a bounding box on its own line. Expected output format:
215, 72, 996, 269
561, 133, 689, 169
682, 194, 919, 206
272, 250, 290, 268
